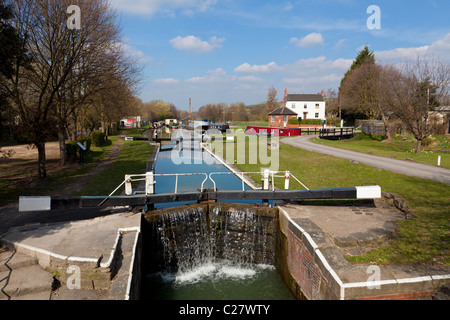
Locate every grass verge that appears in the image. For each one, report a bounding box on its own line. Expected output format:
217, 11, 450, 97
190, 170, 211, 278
74, 139, 153, 196
312, 133, 450, 169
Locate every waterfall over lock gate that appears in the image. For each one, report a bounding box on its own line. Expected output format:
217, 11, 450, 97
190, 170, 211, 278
144, 203, 278, 276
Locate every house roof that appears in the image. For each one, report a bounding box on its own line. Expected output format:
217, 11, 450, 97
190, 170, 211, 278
268, 107, 297, 116
286, 94, 324, 102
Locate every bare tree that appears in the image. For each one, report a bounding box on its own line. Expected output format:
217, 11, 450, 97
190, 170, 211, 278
266, 86, 278, 115
384, 56, 450, 152
1, 0, 142, 174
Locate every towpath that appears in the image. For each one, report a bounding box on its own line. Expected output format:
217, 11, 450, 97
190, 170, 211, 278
282, 135, 450, 185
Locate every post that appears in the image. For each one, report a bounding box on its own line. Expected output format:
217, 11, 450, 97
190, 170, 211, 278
284, 171, 290, 190
263, 169, 270, 190
125, 175, 133, 196
146, 172, 155, 195
438, 156, 441, 167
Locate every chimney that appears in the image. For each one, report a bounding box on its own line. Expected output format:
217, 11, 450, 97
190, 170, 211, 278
321, 90, 325, 97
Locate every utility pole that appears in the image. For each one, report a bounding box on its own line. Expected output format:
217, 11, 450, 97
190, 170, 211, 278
189, 98, 192, 119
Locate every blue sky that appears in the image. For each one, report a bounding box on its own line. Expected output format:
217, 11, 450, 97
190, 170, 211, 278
109, 0, 450, 111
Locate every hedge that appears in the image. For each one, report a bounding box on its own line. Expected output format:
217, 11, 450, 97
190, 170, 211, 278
91, 131, 106, 147
300, 119, 322, 125
65, 141, 78, 162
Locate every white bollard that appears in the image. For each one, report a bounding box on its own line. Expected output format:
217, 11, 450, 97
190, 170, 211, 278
125, 175, 133, 196
438, 156, 441, 167
284, 172, 290, 190
263, 169, 270, 190
146, 172, 155, 195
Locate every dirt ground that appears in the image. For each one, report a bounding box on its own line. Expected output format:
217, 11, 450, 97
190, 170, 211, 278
0, 142, 62, 181
0, 137, 123, 205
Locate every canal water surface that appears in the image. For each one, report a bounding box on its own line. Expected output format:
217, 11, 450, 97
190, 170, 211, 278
142, 142, 294, 300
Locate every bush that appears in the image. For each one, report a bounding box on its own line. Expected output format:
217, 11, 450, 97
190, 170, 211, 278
77, 136, 92, 151
288, 118, 300, 125
421, 136, 435, 147
65, 141, 78, 162
91, 131, 106, 147
300, 119, 322, 125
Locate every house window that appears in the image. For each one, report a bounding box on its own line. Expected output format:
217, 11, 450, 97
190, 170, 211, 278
315, 113, 319, 118
304, 104, 307, 109
291, 103, 296, 109
315, 104, 320, 109
271, 115, 275, 122
283, 115, 287, 122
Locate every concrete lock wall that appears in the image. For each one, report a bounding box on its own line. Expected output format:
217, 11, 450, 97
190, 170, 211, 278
138, 201, 450, 300
276, 207, 450, 300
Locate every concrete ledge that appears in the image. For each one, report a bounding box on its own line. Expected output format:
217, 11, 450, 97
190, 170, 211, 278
279, 206, 450, 300
0, 212, 142, 299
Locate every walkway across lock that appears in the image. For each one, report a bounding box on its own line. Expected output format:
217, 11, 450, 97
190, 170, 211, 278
18, 170, 382, 212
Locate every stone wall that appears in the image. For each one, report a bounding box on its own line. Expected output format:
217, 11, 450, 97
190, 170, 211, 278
277, 206, 450, 300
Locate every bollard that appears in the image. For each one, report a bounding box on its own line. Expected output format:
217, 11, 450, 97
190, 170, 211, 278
284, 171, 290, 190
125, 175, 133, 196
438, 156, 441, 167
262, 169, 270, 190
146, 172, 155, 195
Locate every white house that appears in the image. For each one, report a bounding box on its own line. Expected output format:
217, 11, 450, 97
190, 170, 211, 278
281, 89, 326, 121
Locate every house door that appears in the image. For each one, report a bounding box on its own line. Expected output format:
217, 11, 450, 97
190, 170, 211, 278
303, 112, 308, 120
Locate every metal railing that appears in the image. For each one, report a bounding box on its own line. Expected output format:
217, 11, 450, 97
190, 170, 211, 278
208, 170, 309, 192
106, 170, 310, 200
319, 127, 355, 137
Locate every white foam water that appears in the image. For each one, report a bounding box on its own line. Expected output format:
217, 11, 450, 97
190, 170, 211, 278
172, 260, 275, 284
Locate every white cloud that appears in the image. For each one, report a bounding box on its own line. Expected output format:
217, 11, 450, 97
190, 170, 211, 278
153, 78, 179, 85
237, 75, 265, 83
186, 68, 236, 83
234, 62, 281, 74
116, 42, 153, 64
170, 35, 225, 53
290, 33, 324, 48
334, 38, 348, 50
375, 33, 450, 63
109, 0, 217, 17
283, 74, 342, 86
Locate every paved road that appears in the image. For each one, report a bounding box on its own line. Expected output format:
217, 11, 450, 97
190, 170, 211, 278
282, 135, 450, 185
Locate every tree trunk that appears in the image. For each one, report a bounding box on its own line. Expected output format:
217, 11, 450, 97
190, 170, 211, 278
416, 139, 422, 154
36, 142, 47, 179
381, 112, 391, 141
59, 131, 66, 166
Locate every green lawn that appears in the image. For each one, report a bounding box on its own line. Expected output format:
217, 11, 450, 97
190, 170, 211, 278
75, 139, 153, 196
210, 137, 450, 266
312, 133, 450, 169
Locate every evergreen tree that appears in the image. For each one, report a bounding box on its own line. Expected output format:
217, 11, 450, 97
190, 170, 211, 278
340, 45, 375, 88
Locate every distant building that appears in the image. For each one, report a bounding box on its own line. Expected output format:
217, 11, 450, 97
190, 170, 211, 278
280, 89, 327, 121
268, 107, 298, 128
120, 116, 141, 128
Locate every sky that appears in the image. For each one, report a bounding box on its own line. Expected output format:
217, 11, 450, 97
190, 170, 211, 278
108, 0, 450, 111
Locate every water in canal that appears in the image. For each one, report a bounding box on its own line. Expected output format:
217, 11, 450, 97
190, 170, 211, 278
143, 140, 294, 300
